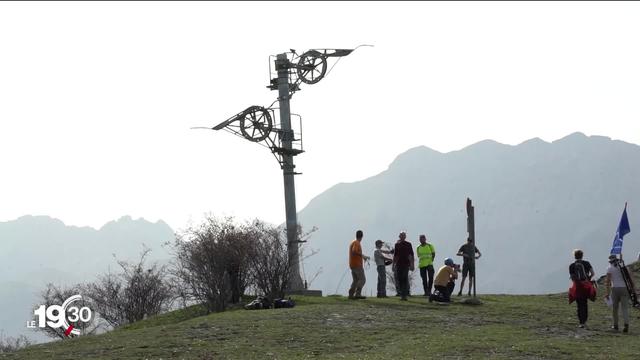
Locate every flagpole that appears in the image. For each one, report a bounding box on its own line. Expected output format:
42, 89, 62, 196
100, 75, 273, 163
621, 202, 627, 263
613, 202, 638, 307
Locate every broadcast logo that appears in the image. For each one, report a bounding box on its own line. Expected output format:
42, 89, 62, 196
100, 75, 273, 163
26, 294, 93, 337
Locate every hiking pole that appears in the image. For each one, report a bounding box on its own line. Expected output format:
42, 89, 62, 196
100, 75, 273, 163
335, 268, 350, 295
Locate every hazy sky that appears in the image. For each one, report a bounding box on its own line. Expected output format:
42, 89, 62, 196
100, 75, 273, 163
1, 2, 639, 230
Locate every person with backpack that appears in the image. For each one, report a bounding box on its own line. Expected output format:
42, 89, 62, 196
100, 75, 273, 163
374, 240, 394, 298
605, 254, 634, 333
416, 234, 436, 297
568, 249, 595, 328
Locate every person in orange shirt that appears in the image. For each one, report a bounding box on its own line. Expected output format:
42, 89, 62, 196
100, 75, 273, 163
349, 230, 370, 299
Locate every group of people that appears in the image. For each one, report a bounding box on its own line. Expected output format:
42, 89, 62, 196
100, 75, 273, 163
347, 230, 482, 302
348, 231, 637, 332
569, 249, 637, 332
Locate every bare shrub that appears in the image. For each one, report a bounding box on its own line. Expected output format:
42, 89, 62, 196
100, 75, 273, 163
248, 222, 318, 299
247, 220, 291, 302
35, 283, 98, 339
173, 216, 317, 311
167, 273, 192, 309
0, 334, 32, 353
225, 225, 254, 304
84, 249, 173, 328
84, 272, 122, 329
173, 216, 254, 312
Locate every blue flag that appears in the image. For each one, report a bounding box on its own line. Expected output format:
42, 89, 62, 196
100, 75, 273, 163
610, 204, 630, 255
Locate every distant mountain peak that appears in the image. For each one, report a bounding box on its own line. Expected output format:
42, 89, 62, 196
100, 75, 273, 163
98, 216, 175, 236
10, 215, 67, 228
567, 131, 588, 138
100, 215, 154, 228
403, 145, 442, 156
388, 145, 441, 169
553, 131, 588, 143
458, 138, 509, 152
518, 137, 547, 146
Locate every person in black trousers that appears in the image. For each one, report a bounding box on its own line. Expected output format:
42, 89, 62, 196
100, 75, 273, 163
393, 231, 415, 301
569, 249, 595, 328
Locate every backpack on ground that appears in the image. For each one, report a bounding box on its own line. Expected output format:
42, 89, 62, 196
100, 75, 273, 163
244, 296, 272, 310
273, 297, 296, 309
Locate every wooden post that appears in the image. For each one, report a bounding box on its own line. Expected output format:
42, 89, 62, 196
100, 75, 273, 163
466, 198, 476, 297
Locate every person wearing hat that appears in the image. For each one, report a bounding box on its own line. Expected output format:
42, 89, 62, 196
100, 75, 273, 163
605, 254, 632, 333
430, 257, 458, 303
373, 240, 394, 298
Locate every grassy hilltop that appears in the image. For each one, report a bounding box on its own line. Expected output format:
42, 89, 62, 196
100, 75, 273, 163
4, 288, 640, 360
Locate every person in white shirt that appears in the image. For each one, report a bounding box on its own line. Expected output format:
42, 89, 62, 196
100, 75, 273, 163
605, 254, 632, 333
373, 240, 393, 298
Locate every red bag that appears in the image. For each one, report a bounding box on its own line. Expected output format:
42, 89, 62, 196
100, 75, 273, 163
568, 282, 577, 304
568, 280, 596, 304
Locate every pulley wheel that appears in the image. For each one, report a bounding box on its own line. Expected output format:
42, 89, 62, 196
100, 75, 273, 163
297, 51, 327, 84
239, 106, 272, 142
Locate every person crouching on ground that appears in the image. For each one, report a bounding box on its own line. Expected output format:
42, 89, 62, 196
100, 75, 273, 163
348, 230, 370, 299
374, 240, 393, 298
431, 258, 458, 303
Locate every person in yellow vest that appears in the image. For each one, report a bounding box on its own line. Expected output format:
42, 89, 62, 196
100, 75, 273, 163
416, 234, 436, 297
348, 230, 370, 299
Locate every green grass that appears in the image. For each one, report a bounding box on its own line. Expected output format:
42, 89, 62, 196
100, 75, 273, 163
4, 291, 640, 360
